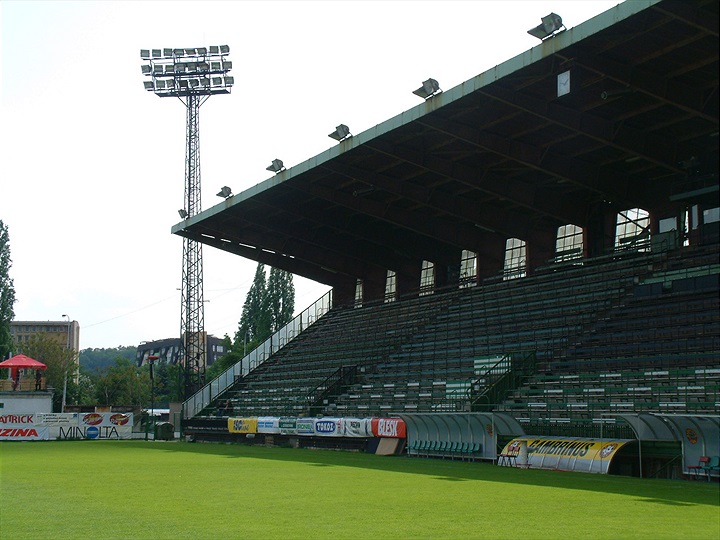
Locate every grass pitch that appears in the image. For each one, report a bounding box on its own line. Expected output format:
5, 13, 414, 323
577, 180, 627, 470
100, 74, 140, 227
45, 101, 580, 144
1, 441, 718, 539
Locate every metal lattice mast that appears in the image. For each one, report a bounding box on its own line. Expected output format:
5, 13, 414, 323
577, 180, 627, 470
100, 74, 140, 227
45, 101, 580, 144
181, 93, 206, 396
140, 46, 233, 398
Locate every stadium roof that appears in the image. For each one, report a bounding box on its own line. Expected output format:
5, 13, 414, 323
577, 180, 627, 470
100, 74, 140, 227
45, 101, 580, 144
172, 0, 718, 294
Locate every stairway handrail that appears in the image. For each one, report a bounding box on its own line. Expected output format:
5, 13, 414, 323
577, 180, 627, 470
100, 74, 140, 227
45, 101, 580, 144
183, 289, 333, 418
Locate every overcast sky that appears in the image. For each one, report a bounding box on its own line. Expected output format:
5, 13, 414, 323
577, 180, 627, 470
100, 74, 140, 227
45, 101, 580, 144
1, 0, 621, 350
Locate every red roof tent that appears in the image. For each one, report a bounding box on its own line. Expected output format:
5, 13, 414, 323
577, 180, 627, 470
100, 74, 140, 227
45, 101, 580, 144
0, 354, 47, 383
0, 354, 48, 372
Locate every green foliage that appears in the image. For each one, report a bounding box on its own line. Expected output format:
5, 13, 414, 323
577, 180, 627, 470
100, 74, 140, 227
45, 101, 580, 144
79, 346, 137, 375
267, 266, 295, 332
150, 358, 183, 404
235, 263, 295, 348
236, 263, 269, 344
20, 333, 77, 411
94, 357, 149, 407
0, 219, 16, 360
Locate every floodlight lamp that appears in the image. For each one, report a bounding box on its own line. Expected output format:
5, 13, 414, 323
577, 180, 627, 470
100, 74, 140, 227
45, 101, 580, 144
211, 61, 221, 71
143, 81, 154, 90
178, 209, 188, 219
528, 13, 564, 40
211, 77, 223, 86
266, 159, 285, 173
185, 48, 196, 55
210, 45, 219, 54
222, 61, 232, 70
153, 64, 163, 73
156, 80, 165, 89
217, 186, 232, 198
165, 65, 175, 73
174, 48, 185, 56
141, 64, 152, 74
152, 49, 162, 58
224, 76, 234, 86
163, 48, 173, 58
219, 45, 230, 54
189, 79, 200, 88
140, 49, 150, 59
197, 47, 208, 55
329, 124, 351, 141
413, 78, 441, 99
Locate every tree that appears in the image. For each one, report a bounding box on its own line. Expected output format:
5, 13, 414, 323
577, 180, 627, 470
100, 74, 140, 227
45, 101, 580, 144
94, 358, 150, 407
80, 346, 137, 375
0, 220, 16, 360
266, 267, 295, 332
20, 333, 77, 411
235, 263, 270, 348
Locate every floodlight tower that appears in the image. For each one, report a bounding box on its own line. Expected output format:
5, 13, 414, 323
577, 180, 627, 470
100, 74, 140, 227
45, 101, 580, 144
140, 46, 234, 398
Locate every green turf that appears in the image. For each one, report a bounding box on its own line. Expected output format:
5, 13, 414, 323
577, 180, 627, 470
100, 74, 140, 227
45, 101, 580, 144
1, 441, 718, 539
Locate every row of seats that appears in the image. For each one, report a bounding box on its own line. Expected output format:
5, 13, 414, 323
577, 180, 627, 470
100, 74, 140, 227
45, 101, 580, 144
406, 440, 482, 460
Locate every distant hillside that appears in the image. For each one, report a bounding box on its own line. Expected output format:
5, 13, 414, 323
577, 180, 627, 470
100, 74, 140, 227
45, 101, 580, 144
80, 346, 137, 374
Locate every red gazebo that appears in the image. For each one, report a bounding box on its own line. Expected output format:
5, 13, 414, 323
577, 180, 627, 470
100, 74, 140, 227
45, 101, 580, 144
0, 354, 47, 390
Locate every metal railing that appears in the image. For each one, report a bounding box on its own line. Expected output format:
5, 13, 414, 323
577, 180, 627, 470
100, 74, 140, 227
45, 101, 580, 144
183, 290, 333, 418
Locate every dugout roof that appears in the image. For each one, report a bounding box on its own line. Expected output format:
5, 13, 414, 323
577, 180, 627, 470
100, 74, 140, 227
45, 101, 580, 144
172, 0, 719, 292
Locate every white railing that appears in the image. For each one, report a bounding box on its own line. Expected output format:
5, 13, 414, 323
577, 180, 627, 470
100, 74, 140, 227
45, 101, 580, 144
183, 290, 333, 418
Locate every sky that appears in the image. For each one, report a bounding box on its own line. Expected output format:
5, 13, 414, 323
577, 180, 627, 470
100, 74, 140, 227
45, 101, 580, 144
0, 0, 621, 350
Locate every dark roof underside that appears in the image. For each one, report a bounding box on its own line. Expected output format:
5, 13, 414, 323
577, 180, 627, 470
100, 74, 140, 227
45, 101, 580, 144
174, 0, 719, 291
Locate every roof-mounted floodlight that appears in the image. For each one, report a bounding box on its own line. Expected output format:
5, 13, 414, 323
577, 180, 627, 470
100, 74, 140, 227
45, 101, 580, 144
209, 45, 219, 54
140, 49, 150, 59
141, 64, 152, 74
219, 45, 230, 54
178, 209, 188, 219
413, 78, 441, 99
224, 76, 234, 86
266, 159, 285, 173
143, 81, 154, 90
163, 48, 173, 57
217, 186, 232, 198
527, 13, 564, 40
152, 49, 162, 58
329, 124, 351, 141
197, 47, 208, 55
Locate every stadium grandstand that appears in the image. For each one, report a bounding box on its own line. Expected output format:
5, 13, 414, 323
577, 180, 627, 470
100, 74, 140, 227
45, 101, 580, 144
174, 0, 718, 477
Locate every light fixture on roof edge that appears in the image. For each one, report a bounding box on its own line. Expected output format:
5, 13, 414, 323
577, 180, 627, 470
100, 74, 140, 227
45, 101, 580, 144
328, 124, 351, 141
266, 159, 285, 173
178, 209, 188, 219
216, 186, 232, 198
413, 78, 441, 99
527, 13, 564, 40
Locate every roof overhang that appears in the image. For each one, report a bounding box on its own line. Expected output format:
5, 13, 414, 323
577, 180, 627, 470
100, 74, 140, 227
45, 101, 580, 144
172, 0, 719, 289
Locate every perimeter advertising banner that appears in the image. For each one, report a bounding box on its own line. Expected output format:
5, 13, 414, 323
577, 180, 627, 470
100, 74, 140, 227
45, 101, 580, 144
313, 418, 344, 437
257, 417, 281, 434
344, 418, 372, 438
0, 414, 48, 440
228, 417, 258, 434
1, 412, 133, 440
500, 436, 631, 474
371, 418, 406, 438
227, 416, 404, 439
